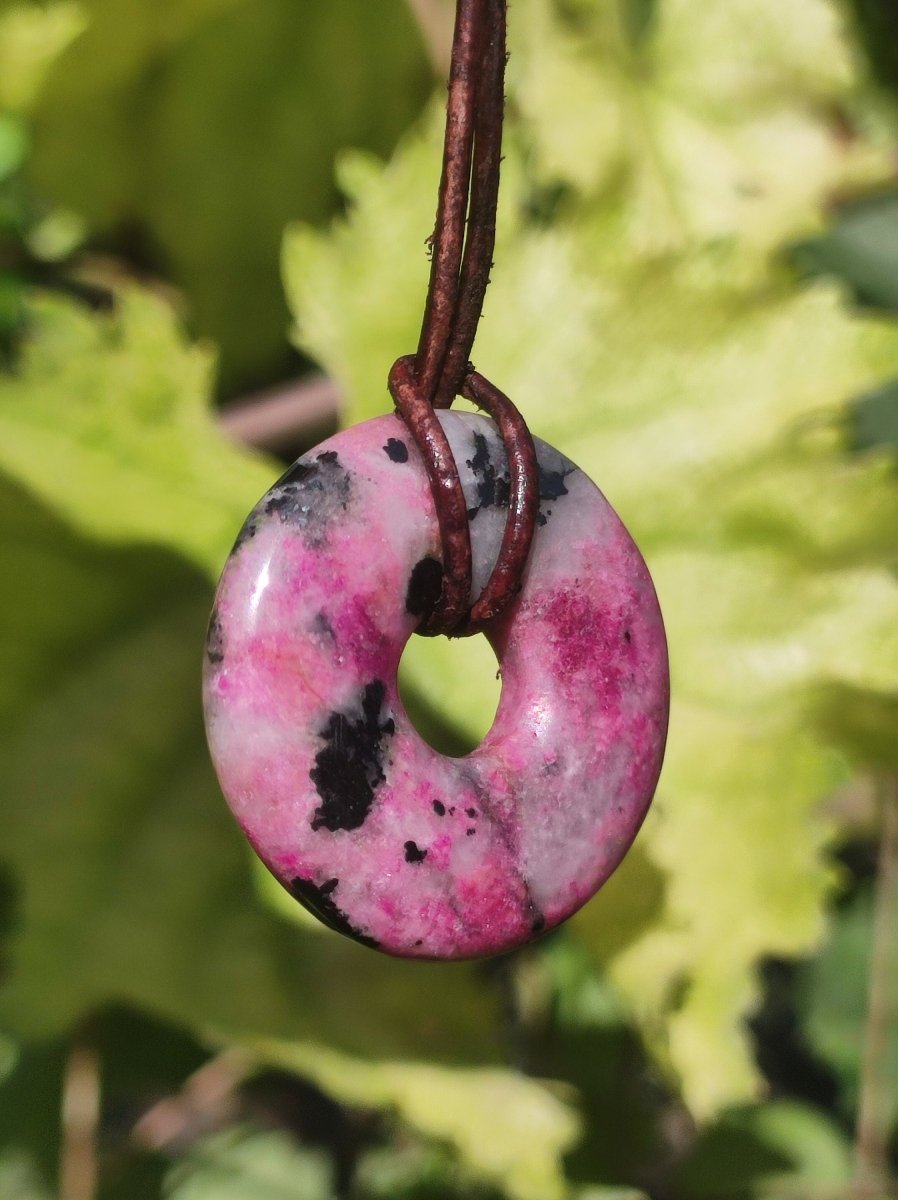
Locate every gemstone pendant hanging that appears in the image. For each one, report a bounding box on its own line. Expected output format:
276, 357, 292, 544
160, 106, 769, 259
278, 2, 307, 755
203, 411, 669, 959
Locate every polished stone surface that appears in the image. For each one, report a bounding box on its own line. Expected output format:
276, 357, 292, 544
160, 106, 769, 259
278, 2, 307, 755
203, 412, 669, 958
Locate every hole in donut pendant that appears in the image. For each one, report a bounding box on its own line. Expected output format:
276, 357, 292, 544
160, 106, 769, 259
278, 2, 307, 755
202, 411, 670, 960
398, 634, 500, 758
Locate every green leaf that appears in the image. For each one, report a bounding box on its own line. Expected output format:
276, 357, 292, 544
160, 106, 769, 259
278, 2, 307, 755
0, 1150, 53, 1200
254, 1040, 581, 1200
25, 0, 431, 390
849, 0, 898, 94
355, 1142, 504, 1200
0, 289, 274, 577
163, 1128, 333, 1200
813, 683, 898, 772
0, 114, 27, 182
793, 191, 898, 312
0, 276, 25, 363
848, 379, 898, 453
0, 1040, 64, 1195
799, 884, 898, 1123
671, 1101, 852, 1198
0, 2, 86, 114
525, 938, 667, 1186
574, 1190, 648, 1200
507, 0, 892, 254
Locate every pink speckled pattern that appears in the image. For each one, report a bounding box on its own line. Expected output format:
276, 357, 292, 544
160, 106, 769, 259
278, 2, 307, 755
203, 412, 669, 958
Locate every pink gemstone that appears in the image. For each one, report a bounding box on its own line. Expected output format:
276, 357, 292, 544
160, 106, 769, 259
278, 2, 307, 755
203, 412, 669, 958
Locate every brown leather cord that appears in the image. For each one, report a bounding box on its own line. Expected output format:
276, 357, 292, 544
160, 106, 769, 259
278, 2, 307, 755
433, 0, 506, 409
461, 371, 540, 628
413, 0, 485, 406
389, 355, 473, 635
390, 0, 539, 635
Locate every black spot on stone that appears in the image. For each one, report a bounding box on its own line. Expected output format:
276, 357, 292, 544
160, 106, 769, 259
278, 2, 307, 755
310, 681, 396, 832
532, 915, 546, 934
230, 516, 258, 554
404, 841, 427, 864
384, 438, 409, 463
405, 557, 443, 623
468, 432, 490, 475
465, 807, 478, 819
276, 460, 320, 488
415, 938, 424, 947
263, 451, 352, 543
433, 800, 446, 816
265, 489, 298, 519
624, 629, 632, 643
288, 876, 379, 949
206, 609, 225, 665
466, 431, 510, 519
466, 828, 476, 837
537, 512, 548, 528
535, 458, 576, 526
449, 807, 456, 816
539, 464, 571, 502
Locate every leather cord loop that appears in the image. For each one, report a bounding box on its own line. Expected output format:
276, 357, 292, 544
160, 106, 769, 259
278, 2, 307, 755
390, 0, 539, 635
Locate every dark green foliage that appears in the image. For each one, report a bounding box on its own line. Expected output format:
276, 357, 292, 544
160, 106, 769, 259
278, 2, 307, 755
26, 0, 432, 393
849, 0, 898, 93
793, 192, 898, 312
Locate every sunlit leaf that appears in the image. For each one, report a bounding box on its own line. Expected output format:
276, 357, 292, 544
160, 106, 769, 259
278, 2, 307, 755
0, 2, 86, 113
507, 0, 893, 254
0, 1150, 53, 1200
163, 1128, 333, 1200
255, 1040, 581, 1200
0, 289, 274, 577
355, 1139, 504, 1200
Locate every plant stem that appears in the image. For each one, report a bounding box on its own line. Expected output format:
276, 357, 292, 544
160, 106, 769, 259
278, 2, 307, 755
853, 775, 898, 1198
59, 1035, 100, 1200
218, 374, 341, 454
132, 1050, 250, 1152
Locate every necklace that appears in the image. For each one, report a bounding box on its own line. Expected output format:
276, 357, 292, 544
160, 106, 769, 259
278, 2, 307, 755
203, 0, 669, 959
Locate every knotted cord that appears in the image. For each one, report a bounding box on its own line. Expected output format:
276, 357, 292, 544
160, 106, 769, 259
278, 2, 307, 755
389, 0, 539, 635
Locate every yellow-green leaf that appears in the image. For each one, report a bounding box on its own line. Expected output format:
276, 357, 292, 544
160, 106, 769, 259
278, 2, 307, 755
0, 290, 274, 577
254, 1039, 581, 1200
0, 2, 86, 114
507, 0, 893, 254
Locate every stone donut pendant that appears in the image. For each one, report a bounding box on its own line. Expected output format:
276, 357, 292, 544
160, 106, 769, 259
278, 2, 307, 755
203, 411, 669, 959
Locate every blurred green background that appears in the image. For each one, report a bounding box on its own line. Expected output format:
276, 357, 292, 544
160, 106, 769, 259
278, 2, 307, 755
1, 0, 898, 1197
